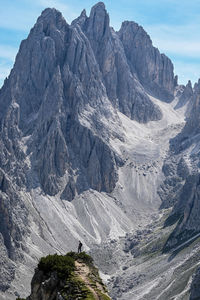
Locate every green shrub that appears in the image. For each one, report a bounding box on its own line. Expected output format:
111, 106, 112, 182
67, 251, 93, 266
38, 253, 75, 279
37, 252, 94, 280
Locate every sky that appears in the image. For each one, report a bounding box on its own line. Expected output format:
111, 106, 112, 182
1, 0, 200, 87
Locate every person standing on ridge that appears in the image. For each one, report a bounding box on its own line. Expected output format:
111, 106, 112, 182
78, 241, 83, 253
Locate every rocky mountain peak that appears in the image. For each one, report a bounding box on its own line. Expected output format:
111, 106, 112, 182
187, 80, 192, 89
0, 1, 177, 205
174, 75, 178, 86
81, 8, 87, 16
120, 20, 152, 44
91, 1, 106, 12
194, 78, 200, 94
71, 9, 87, 27
35, 7, 68, 34
87, 1, 110, 40
118, 19, 175, 101
40, 7, 62, 19
174, 79, 193, 110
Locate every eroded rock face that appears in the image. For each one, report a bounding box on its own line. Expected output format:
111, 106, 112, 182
118, 21, 175, 102
190, 266, 200, 300
0, 7, 121, 199
0, 234, 15, 292
163, 174, 200, 251
171, 80, 200, 153
33, 116, 118, 197
174, 80, 193, 110
160, 79, 200, 253
72, 2, 163, 122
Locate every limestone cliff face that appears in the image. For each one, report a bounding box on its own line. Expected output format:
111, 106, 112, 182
190, 266, 200, 300
163, 174, 200, 251
160, 79, 200, 252
118, 21, 175, 102
0, 99, 29, 280
174, 80, 193, 110
0, 7, 120, 199
171, 80, 200, 153
72, 2, 163, 122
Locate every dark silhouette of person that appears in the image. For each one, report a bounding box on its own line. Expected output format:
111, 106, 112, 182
78, 241, 83, 253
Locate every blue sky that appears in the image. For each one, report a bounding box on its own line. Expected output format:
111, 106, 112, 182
1, 0, 200, 87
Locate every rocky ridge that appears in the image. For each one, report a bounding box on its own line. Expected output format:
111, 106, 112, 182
20, 252, 111, 300
118, 21, 175, 102
158, 79, 200, 252
72, 2, 164, 122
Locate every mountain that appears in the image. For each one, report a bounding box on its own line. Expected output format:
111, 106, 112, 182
1, 2, 200, 300
118, 21, 175, 102
160, 79, 200, 253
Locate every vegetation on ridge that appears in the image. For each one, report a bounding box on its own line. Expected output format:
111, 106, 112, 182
18, 252, 111, 300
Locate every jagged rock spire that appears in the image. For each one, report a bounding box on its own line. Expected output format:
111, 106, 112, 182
86, 2, 110, 41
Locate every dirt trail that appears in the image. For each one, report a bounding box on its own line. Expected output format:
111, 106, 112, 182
75, 260, 104, 300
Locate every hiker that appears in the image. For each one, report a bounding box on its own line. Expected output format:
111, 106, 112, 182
78, 241, 83, 253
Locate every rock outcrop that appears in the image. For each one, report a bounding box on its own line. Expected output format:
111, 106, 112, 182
190, 266, 200, 300
174, 80, 193, 110
158, 157, 188, 209
22, 252, 111, 300
118, 21, 175, 102
163, 174, 200, 251
170, 79, 200, 153
159, 78, 200, 253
